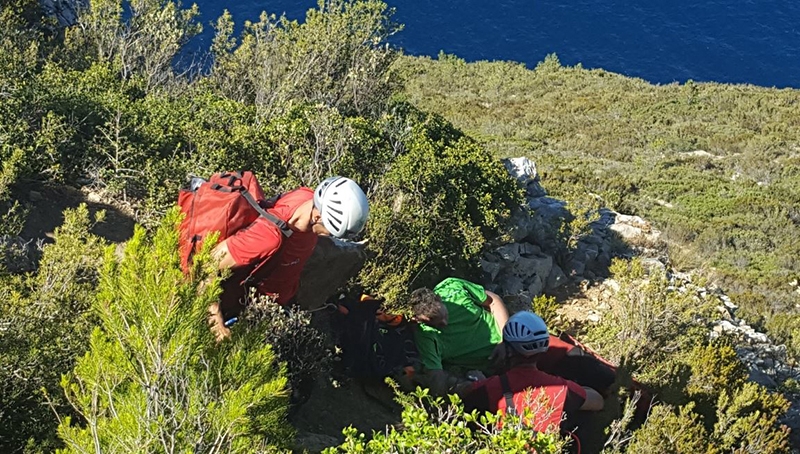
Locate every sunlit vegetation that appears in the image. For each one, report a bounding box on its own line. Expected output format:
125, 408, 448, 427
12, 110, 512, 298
396, 52, 800, 356
0, 0, 796, 451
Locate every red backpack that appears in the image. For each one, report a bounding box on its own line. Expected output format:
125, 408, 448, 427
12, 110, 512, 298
177, 171, 293, 282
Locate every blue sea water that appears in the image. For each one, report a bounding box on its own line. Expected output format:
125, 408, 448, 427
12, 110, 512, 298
186, 0, 800, 88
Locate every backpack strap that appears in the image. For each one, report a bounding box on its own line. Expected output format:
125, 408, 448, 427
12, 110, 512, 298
207, 172, 293, 239
499, 374, 518, 417
239, 190, 293, 287
239, 189, 293, 239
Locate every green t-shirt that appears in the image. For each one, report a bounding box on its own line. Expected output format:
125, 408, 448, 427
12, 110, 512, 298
414, 277, 503, 372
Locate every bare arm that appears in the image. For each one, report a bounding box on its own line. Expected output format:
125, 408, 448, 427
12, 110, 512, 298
580, 387, 605, 411
211, 240, 238, 270
482, 290, 509, 332
205, 240, 238, 343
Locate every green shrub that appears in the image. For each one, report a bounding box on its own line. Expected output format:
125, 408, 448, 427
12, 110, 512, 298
684, 342, 748, 402
0, 205, 106, 452
584, 258, 714, 369
360, 109, 522, 306
324, 388, 565, 453
63, 0, 202, 89
712, 382, 789, 453
624, 403, 718, 454
606, 382, 790, 454
682, 341, 749, 428
554, 191, 602, 263
0, 148, 25, 239
57, 209, 291, 453
531, 294, 561, 330
210, 0, 401, 119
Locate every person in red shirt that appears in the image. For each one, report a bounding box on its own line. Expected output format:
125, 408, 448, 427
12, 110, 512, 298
460, 311, 604, 436
207, 176, 370, 342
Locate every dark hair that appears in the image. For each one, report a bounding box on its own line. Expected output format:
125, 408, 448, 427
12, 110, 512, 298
410, 287, 443, 318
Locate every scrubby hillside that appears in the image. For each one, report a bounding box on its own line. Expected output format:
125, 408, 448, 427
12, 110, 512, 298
0, 0, 796, 452
395, 52, 800, 361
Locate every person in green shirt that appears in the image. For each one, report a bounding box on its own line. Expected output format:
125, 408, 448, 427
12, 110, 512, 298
411, 277, 509, 396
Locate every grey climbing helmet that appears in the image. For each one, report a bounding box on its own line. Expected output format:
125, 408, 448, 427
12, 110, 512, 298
313, 176, 370, 238
503, 311, 550, 356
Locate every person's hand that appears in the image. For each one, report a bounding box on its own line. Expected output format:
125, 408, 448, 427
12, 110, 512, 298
466, 370, 486, 382
488, 342, 508, 366
207, 303, 231, 343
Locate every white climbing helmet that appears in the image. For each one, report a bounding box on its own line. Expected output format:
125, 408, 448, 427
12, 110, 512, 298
503, 311, 550, 356
313, 176, 370, 238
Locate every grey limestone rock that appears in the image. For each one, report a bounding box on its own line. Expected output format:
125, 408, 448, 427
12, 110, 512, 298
545, 264, 568, 290
296, 236, 367, 310
526, 275, 545, 297
40, 0, 89, 26
494, 243, 520, 262
502, 157, 547, 198
512, 254, 552, 282
499, 274, 525, 296
480, 259, 501, 281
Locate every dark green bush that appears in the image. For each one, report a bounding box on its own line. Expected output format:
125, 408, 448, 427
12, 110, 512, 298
623, 404, 717, 454
360, 109, 522, 305
0, 205, 105, 452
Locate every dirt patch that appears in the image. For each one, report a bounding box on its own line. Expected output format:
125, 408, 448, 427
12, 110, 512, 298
291, 377, 401, 452
545, 280, 615, 334
16, 183, 135, 244
289, 308, 402, 452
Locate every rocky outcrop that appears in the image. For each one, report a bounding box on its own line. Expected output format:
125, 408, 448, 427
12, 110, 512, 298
296, 236, 367, 310
493, 157, 800, 434
667, 271, 800, 436
40, 0, 88, 27
482, 157, 665, 309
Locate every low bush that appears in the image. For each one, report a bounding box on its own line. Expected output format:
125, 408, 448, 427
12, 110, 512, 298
243, 296, 332, 405
582, 258, 790, 453
583, 258, 715, 370
615, 383, 789, 454
531, 294, 562, 330
57, 208, 292, 453
324, 388, 565, 453
0, 205, 105, 452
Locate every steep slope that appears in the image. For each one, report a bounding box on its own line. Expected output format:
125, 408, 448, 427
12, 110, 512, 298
395, 53, 800, 361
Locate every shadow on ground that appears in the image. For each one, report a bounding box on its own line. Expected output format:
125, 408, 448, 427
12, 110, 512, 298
291, 376, 401, 452
17, 183, 135, 244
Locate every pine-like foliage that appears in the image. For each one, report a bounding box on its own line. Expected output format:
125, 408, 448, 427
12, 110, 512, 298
57, 208, 291, 453
0, 205, 105, 452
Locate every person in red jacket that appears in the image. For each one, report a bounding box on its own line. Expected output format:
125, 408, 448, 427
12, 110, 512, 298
207, 176, 370, 342
460, 311, 604, 436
